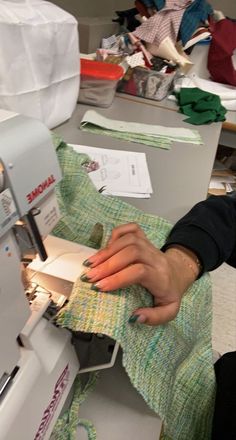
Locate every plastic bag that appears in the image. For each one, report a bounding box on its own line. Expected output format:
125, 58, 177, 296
0, 0, 80, 128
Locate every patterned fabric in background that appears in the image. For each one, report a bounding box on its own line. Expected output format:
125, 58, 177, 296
52, 139, 216, 440
133, 0, 191, 47
179, 0, 213, 46
135, 0, 213, 46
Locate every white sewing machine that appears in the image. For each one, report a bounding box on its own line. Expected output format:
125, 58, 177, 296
0, 110, 119, 440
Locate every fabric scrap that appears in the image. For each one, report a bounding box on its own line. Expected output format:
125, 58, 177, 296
179, 0, 213, 46
208, 18, 236, 87
51, 372, 98, 440
153, 0, 213, 45
175, 87, 227, 125
133, 0, 191, 47
126, 51, 146, 68
173, 73, 236, 111
80, 109, 203, 148
52, 140, 216, 440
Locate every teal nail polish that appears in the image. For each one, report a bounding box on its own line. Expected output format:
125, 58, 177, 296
83, 259, 92, 267
80, 273, 90, 282
91, 284, 101, 292
128, 314, 139, 324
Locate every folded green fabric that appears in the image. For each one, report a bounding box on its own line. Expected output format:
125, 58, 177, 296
52, 139, 216, 440
176, 87, 227, 125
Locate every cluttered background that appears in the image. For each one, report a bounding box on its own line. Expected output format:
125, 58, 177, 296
50, 0, 235, 20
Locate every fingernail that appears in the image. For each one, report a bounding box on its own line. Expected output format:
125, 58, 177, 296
136, 314, 147, 324
80, 273, 90, 282
91, 283, 101, 292
83, 259, 92, 267
128, 314, 139, 324
128, 314, 146, 324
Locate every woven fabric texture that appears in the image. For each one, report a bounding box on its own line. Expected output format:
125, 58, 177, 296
51, 373, 98, 440
53, 140, 216, 440
133, 0, 191, 47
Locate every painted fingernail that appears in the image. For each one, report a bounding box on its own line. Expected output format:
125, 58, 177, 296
91, 283, 101, 292
128, 314, 146, 324
83, 259, 92, 267
80, 273, 90, 282
128, 314, 139, 324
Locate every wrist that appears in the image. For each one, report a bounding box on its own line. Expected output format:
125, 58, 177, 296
164, 246, 201, 295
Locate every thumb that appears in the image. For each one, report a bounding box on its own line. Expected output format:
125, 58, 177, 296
129, 302, 180, 326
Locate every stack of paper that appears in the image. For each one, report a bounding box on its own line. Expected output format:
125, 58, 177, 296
71, 144, 153, 198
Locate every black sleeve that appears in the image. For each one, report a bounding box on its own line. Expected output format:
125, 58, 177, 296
162, 195, 236, 273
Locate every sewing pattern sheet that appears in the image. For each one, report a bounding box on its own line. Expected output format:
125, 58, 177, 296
71, 144, 153, 198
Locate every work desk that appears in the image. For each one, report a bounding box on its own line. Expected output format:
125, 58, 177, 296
76, 350, 162, 440
55, 95, 221, 224
117, 44, 236, 149
54, 96, 221, 440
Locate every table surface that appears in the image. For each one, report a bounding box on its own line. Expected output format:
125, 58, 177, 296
54, 94, 221, 440
55, 95, 221, 224
116, 44, 236, 148
77, 351, 162, 440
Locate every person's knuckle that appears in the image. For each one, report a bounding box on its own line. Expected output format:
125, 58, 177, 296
129, 244, 140, 259
156, 258, 171, 284
136, 263, 147, 281
111, 271, 122, 286
130, 222, 139, 230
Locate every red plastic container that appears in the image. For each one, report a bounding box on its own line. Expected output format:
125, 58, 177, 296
78, 58, 124, 108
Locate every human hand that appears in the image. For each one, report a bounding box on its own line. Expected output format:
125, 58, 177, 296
81, 223, 199, 326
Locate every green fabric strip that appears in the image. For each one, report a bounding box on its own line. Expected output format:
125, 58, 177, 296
80, 123, 172, 149
52, 138, 216, 440
79, 110, 203, 148
51, 373, 98, 440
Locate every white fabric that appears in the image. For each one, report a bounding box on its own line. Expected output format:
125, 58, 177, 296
0, 0, 80, 128
126, 52, 145, 68
174, 73, 236, 111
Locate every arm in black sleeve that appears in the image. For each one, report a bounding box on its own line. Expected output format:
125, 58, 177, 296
162, 195, 236, 274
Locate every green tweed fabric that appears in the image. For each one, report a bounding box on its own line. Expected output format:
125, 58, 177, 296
52, 140, 216, 440
81, 122, 172, 149
80, 110, 203, 149
51, 373, 98, 440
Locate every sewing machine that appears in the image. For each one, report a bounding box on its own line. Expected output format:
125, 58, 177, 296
0, 109, 119, 440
